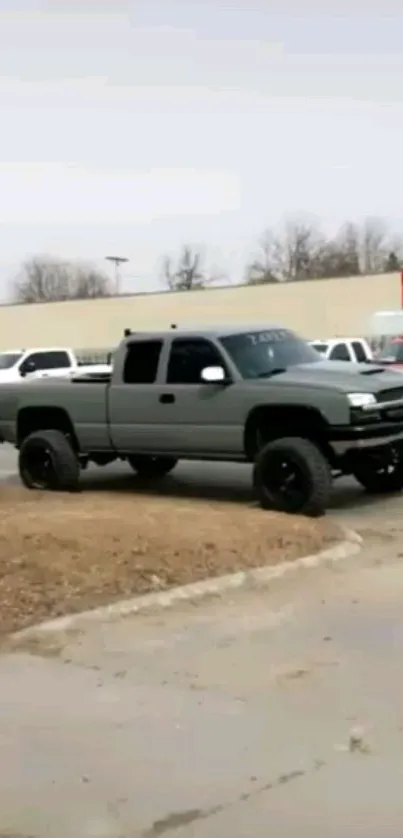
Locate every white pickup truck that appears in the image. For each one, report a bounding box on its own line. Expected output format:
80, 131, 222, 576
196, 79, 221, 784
0, 347, 111, 382
309, 338, 373, 364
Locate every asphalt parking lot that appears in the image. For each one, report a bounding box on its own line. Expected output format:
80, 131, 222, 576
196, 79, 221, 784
1, 443, 403, 837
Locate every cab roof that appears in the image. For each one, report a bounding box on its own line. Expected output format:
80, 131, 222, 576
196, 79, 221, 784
123, 324, 288, 341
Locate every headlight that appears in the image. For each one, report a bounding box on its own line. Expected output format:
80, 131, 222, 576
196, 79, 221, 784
347, 392, 377, 408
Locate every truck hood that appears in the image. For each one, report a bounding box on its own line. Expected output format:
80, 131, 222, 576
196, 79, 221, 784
0, 369, 19, 382
253, 360, 403, 394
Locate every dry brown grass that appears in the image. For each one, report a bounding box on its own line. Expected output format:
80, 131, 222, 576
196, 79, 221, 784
0, 486, 340, 636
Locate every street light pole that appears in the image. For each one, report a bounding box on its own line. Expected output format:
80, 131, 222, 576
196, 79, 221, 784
105, 256, 129, 295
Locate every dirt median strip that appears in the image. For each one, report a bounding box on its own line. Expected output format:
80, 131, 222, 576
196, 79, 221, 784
0, 486, 340, 637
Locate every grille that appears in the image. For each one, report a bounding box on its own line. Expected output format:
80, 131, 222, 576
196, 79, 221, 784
377, 388, 403, 403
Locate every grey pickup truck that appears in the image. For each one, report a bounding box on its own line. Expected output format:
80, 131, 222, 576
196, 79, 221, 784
2, 324, 403, 516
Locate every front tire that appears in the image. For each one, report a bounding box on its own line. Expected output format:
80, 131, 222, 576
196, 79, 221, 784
19, 429, 80, 491
253, 437, 332, 517
127, 455, 178, 479
352, 452, 403, 494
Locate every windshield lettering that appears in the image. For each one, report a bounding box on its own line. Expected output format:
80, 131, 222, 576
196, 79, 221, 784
220, 329, 320, 379
247, 329, 290, 346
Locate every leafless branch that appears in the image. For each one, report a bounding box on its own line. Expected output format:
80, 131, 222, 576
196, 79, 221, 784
162, 246, 224, 291
13, 256, 113, 303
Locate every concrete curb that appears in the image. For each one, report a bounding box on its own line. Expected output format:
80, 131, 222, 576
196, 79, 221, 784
12, 525, 363, 642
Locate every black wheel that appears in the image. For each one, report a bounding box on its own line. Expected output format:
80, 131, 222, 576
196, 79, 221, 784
352, 451, 403, 494
253, 437, 331, 517
127, 455, 178, 479
19, 429, 80, 491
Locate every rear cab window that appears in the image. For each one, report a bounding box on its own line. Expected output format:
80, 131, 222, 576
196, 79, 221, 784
123, 340, 163, 383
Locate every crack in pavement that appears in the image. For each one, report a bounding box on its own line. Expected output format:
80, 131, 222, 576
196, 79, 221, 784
142, 760, 326, 836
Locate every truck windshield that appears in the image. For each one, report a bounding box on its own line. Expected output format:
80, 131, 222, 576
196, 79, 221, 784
310, 342, 327, 354
376, 338, 403, 363
220, 329, 320, 378
0, 352, 22, 369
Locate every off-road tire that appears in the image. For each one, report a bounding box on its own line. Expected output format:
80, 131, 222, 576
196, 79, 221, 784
352, 456, 403, 494
127, 455, 178, 479
253, 436, 332, 517
19, 429, 80, 491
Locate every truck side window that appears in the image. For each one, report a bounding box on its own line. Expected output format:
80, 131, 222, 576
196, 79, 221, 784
329, 343, 350, 361
123, 340, 163, 384
21, 351, 71, 372
351, 341, 367, 362
167, 338, 225, 384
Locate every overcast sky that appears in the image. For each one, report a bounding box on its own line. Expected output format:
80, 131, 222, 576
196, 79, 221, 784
0, 0, 402, 296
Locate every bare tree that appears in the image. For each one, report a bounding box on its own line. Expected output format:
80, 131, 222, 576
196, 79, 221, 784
281, 218, 324, 280
246, 218, 324, 283
247, 216, 402, 283
245, 231, 282, 284
313, 219, 403, 278
74, 266, 113, 298
336, 222, 361, 276
163, 246, 225, 291
13, 256, 113, 303
313, 222, 361, 279
384, 250, 401, 272
359, 217, 389, 274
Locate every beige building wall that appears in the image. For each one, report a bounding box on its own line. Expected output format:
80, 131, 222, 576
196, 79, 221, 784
0, 272, 400, 351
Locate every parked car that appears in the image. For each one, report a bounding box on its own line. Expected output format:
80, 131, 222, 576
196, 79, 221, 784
2, 325, 403, 517
309, 338, 373, 363
0, 347, 110, 382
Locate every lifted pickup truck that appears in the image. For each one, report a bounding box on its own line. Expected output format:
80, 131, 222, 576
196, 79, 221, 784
2, 325, 403, 516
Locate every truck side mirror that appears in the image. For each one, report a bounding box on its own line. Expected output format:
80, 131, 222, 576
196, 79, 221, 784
20, 359, 36, 377
201, 365, 227, 383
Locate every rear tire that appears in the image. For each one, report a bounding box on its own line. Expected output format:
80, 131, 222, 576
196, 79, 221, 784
253, 437, 331, 517
352, 453, 403, 494
19, 429, 80, 491
127, 455, 178, 479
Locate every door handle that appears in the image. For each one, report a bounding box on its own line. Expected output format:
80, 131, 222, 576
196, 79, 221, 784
159, 393, 175, 404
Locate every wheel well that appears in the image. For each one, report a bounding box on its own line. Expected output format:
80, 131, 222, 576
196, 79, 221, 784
244, 405, 334, 463
17, 407, 79, 450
